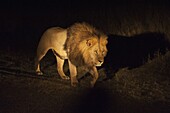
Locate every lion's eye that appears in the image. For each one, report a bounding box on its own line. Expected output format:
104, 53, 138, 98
94, 50, 98, 54
102, 51, 105, 55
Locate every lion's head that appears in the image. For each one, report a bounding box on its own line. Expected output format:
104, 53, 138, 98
66, 22, 108, 67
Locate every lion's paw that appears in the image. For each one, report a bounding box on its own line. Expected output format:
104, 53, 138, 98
36, 71, 43, 75
71, 77, 79, 87
71, 81, 79, 87
61, 75, 70, 80
90, 81, 95, 88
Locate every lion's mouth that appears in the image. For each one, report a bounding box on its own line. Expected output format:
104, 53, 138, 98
96, 64, 102, 67
95, 61, 103, 67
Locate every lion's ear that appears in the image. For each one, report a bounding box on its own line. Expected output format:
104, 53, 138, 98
86, 39, 93, 47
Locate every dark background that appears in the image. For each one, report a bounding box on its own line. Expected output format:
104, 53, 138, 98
1, 0, 170, 53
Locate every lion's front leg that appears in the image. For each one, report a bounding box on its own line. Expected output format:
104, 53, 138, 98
89, 66, 99, 87
68, 60, 78, 87
55, 55, 70, 80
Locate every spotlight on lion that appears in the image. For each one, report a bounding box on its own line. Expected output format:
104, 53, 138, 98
35, 22, 108, 87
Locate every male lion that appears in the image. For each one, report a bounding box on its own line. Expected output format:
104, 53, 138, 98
35, 22, 108, 87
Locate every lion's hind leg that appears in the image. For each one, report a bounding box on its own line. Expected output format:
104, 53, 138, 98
35, 48, 49, 75
35, 58, 43, 75
55, 56, 70, 80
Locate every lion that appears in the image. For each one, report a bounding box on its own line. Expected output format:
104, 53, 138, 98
35, 27, 70, 80
35, 22, 108, 87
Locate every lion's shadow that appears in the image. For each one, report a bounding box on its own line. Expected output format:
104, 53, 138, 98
102, 32, 170, 79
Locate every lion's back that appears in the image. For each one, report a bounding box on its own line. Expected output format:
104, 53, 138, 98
37, 27, 67, 55
39, 27, 66, 47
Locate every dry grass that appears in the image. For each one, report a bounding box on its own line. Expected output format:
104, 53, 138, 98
0, 47, 170, 113
112, 51, 170, 103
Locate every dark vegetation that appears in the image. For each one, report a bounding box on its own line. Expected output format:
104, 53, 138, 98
0, 1, 170, 113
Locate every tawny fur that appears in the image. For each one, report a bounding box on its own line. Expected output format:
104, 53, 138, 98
66, 22, 108, 67
35, 22, 108, 87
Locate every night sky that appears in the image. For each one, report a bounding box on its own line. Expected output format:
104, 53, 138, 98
0, 0, 170, 52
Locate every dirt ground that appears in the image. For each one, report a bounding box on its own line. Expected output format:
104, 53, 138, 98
0, 50, 170, 113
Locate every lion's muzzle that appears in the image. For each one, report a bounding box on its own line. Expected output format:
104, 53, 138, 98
95, 60, 104, 67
